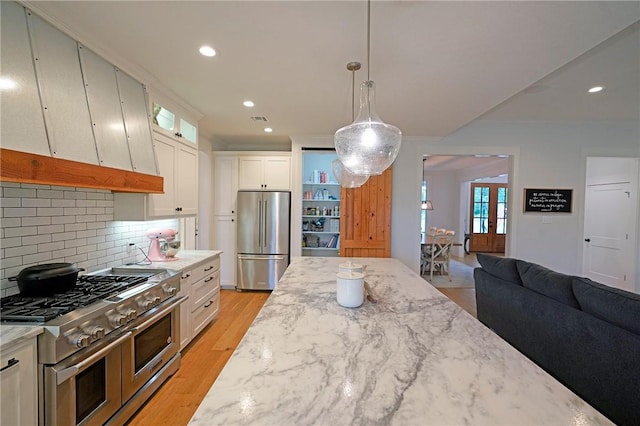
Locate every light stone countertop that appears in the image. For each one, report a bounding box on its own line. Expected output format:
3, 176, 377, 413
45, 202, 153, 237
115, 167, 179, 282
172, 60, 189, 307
190, 256, 612, 426
129, 250, 222, 272
0, 325, 43, 352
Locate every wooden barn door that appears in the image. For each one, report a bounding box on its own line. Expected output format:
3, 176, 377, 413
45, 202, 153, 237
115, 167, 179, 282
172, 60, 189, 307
340, 167, 392, 258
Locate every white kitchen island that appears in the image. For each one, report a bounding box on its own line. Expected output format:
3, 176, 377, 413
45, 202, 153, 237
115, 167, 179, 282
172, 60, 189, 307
190, 257, 611, 425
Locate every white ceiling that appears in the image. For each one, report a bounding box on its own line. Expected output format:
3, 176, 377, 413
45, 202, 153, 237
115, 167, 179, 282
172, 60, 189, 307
25, 1, 640, 150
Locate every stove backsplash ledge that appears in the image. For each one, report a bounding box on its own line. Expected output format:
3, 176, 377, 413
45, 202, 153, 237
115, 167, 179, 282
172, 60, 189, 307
0, 182, 178, 297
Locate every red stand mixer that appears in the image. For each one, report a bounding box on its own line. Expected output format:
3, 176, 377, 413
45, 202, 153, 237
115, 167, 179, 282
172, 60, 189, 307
146, 228, 180, 262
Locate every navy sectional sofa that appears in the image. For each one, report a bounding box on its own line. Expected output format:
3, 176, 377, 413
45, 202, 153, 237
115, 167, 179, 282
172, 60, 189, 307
474, 253, 640, 426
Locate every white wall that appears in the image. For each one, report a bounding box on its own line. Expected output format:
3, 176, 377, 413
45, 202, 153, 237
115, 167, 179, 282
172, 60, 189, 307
197, 138, 214, 249
392, 121, 640, 276
424, 171, 459, 233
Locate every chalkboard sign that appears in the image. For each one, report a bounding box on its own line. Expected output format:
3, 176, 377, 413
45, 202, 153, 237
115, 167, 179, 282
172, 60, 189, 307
523, 188, 573, 213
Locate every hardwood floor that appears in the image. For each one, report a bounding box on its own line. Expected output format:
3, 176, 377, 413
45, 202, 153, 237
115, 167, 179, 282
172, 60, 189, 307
437, 287, 477, 318
126, 290, 270, 426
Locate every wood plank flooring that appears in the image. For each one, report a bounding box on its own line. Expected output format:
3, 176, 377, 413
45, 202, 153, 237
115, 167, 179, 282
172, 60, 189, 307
126, 276, 477, 425
126, 290, 270, 426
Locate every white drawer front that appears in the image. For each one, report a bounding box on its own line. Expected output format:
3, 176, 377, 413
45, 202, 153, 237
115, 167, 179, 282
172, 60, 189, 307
191, 270, 220, 310
192, 290, 220, 336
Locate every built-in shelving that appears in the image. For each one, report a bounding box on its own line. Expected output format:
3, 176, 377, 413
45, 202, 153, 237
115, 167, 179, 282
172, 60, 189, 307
301, 153, 342, 256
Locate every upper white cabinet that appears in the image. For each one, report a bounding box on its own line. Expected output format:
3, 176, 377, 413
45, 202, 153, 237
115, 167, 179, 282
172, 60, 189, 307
0, 2, 49, 156
214, 155, 239, 215
114, 132, 197, 220
238, 156, 291, 190
152, 102, 198, 145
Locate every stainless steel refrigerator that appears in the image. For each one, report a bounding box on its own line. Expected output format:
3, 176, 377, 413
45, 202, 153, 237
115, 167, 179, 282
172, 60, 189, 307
236, 190, 290, 290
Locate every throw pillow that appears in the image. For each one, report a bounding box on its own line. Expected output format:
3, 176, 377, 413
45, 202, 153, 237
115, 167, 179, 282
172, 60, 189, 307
476, 253, 521, 285
572, 277, 640, 336
516, 260, 580, 308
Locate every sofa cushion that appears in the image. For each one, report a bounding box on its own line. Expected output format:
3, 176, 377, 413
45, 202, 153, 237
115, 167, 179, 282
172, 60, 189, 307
476, 253, 521, 285
572, 277, 640, 336
516, 260, 580, 308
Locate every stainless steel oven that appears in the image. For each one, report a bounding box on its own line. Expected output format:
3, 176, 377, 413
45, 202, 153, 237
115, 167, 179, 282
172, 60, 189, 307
121, 297, 181, 402
43, 332, 131, 426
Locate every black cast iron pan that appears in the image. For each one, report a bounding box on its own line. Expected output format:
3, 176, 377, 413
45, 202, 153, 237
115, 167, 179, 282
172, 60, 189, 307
9, 263, 84, 297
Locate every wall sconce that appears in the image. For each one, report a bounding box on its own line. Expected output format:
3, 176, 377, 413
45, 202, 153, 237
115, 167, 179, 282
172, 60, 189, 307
421, 200, 434, 210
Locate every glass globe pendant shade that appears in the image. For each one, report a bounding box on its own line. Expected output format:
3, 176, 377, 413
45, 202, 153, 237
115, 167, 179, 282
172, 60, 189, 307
334, 80, 402, 176
331, 159, 369, 188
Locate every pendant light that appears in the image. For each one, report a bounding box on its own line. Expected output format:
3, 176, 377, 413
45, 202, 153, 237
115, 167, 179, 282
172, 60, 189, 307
332, 61, 369, 188
334, 0, 402, 176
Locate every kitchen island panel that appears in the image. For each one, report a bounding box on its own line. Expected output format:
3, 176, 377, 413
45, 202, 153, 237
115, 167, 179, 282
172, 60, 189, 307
190, 257, 610, 425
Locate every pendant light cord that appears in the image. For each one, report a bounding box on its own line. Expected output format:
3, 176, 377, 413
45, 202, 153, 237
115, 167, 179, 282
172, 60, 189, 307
366, 0, 371, 82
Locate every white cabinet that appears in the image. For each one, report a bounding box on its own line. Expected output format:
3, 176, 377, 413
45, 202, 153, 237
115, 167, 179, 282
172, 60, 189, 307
152, 101, 198, 145
114, 132, 198, 220
213, 155, 238, 288
214, 216, 236, 288
214, 155, 238, 216
0, 336, 38, 426
238, 156, 291, 190
178, 255, 221, 350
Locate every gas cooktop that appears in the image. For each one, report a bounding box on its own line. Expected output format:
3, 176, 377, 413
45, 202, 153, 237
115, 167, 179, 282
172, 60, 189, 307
0, 270, 156, 323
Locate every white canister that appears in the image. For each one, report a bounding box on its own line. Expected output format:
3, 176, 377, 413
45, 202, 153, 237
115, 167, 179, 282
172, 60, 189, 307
338, 261, 364, 274
336, 271, 365, 308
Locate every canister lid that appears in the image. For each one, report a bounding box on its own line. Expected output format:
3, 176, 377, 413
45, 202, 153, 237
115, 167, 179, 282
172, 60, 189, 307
339, 261, 363, 270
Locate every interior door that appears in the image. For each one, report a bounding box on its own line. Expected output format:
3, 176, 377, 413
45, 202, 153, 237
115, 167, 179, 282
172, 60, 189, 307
469, 183, 507, 253
340, 167, 392, 258
583, 182, 635, 290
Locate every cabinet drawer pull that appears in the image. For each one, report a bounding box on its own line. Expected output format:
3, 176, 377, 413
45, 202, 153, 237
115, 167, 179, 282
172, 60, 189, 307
204, 276, 214, 283
1, 358, 19, 372
204, 266, 213, 272
204, 301, 213, 308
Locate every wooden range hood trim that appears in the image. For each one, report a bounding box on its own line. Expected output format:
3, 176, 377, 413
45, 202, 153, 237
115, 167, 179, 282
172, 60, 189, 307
0, 148, 164, 193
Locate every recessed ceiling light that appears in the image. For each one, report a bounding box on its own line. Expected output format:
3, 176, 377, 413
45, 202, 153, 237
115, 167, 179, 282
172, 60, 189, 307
243, 100, 255, 108
588, 86, 604, 93
199, 46, 216, 57
264, 127, 273, 133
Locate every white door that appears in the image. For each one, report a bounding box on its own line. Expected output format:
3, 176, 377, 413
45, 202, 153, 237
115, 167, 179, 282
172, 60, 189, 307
583, 158, 638, 292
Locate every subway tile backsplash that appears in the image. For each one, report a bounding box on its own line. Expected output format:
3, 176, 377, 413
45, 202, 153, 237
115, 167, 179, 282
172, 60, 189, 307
0, 182, 177, 297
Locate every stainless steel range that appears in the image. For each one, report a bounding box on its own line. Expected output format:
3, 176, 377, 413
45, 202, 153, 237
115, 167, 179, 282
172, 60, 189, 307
0, 267, 185, 426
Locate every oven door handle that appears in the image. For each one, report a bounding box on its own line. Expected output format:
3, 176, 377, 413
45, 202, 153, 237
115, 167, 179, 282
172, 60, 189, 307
56, 331, 132, 385
128, 296, 186, 335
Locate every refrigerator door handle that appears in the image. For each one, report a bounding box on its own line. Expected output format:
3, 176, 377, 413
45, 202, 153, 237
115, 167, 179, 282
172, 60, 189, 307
257, 199, 262, 248
238, 255, 286, 261
263, 199, 268, 249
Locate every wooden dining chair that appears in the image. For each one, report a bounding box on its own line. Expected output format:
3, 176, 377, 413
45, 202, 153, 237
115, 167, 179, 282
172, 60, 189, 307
429, 233, 454, 281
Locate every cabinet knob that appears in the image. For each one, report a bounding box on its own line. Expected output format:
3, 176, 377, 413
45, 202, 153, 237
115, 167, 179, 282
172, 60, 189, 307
232, 219, 234, 222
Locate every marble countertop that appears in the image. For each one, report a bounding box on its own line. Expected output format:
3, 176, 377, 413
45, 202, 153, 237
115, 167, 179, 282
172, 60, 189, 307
190, 256, 611, 425
0, 325, 43, 352
134, 250, 222, 272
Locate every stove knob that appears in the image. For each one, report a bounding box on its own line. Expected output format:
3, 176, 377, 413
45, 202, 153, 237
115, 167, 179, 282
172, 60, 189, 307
142, 299, 155, 310
125, 309, 138, 321
153, 296, 162, 306
71, 334, 91, 349
85, 326, 105, 340
110, 313, 127, 327
164, 286, 177, 296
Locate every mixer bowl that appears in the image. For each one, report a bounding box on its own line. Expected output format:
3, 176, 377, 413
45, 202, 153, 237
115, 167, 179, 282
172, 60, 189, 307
160, 240, 181, 257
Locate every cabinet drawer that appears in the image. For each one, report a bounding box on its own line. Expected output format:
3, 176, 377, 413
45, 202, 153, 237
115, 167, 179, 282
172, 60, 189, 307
192, 290, 220, 337
191, 270, 220, 309
190, 257, 220, 283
